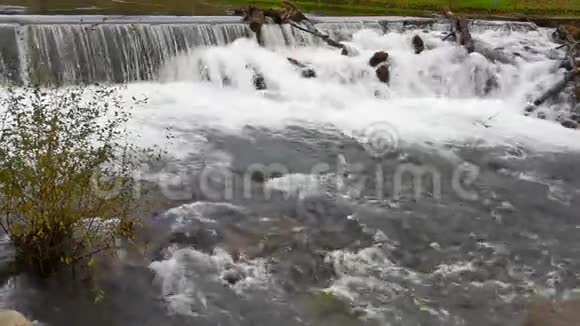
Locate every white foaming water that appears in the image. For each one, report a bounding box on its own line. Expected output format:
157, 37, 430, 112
150, 245, 271, 316
123, 26, 579, 156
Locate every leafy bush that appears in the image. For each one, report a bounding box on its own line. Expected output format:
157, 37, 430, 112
0, 86, 151, 276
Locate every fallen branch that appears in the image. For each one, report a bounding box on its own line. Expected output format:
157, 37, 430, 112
442, 10, 474, 53
473, 40, 515, 65
287, 57, 317, 78
288, 21, 345, 50
532, 69, 579, 107
233, 1, 349, 53
281, 0, 307, 22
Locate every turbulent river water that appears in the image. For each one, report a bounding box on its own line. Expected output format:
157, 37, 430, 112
1, 15, 580, 326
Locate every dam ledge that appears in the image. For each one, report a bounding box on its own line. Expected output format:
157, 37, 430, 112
0, 14, 494, 26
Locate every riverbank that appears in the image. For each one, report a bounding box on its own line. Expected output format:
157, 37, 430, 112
1, 0, 579, 18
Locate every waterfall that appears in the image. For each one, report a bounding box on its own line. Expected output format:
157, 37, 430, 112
0, 16, 542, 85
0, 24, 21, 84
23, 23, 250, 84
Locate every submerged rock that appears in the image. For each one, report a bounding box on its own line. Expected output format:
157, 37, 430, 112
304, 291, 360, 318
301, 68, 317, 79
222, 267, 245, 285
561, 120, 578, 129
484, 76, 499, 95
253, 73, 267, 90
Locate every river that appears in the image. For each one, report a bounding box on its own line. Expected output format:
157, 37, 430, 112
0, 15, 579, 326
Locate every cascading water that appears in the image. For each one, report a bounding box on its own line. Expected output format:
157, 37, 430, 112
1, 15, 580, 326
0, 17, 546, 85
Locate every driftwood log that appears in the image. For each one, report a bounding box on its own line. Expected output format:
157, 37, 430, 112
526, 25, 579, 111
443, 11, 474, 53
233, 1, 349, 55
532, 68, 579, 107
442, 11, 516, 64
287, 57, 316, 78
287, 21, 346, 51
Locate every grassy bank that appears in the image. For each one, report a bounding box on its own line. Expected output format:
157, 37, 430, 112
1, 0, 579, 17
228, 0, 580, 16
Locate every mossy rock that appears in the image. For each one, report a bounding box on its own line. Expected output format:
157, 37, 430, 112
303, 291, 371, 326
307, 291, 350, 316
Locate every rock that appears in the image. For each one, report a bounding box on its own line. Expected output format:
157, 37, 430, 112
443, 32, 457, 42
376, 65, 390, 84
251, 170, 266, 183
341, 45, 359, 57
0, 310, 32, 326
412, 35, 425, 54
559, 59, 575, 71
561, 120, 578, 129
484, 76, 499, 95
301, 69, 316, 78
268, 241, 336, 291
369, 51, 388, 67
222, 267, 245, 285
522, 300, 580, 326
525, 105, 536, 114
304, 291, 359, 320
253, 73, 267, 90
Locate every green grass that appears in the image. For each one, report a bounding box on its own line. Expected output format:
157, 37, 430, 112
229, 0, 580, 16
1, 0, 578, 16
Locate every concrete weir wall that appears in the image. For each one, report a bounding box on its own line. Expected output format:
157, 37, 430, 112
0, 15, 538, 85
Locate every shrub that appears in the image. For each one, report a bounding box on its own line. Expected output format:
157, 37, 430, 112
0, 86, 152, 276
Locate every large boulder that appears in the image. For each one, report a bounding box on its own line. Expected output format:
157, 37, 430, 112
376, 65, 390, 84
369, 51, 388, 67
522, 300, 580, 326
412, 35, 425, 54
0, 310, 32, 326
